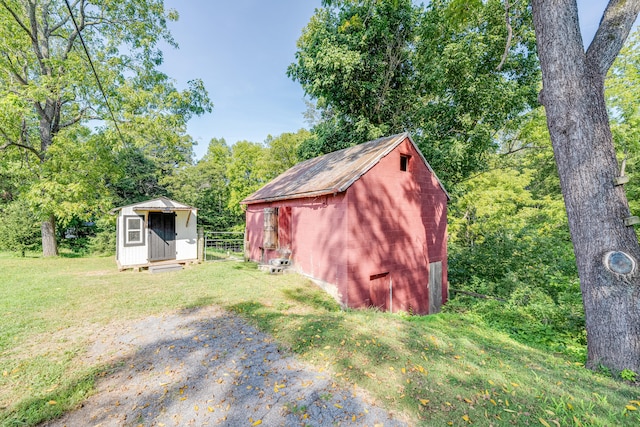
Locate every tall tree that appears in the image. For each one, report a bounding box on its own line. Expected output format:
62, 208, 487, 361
530, 0, 640, 373
0, 0, 210, 256
415, 0, 539, 186
289, 0, 539, 187
226, 141, 269, 216
263, 129, 310, 178
288, 0, 419, 155
166, 138, 238, 230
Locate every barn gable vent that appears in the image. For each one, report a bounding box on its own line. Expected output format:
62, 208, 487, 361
400, 154, 410, 171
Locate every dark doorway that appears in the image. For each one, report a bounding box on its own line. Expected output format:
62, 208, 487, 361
148, 212, 176, 262
369, 272, 390, 311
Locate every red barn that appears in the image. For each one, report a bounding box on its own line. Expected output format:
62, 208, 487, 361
241, 133, 449, 314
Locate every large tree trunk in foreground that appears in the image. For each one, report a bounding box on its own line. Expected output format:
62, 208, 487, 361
41, 214, 58, 257
531, 0, 640, 373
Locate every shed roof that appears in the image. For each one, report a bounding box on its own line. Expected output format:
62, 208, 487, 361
241, 132, 449, 205
110, 197, 196, 214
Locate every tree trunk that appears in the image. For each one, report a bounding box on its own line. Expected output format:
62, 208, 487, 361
41, 214, 58, 257
531, 0, 640, 373
38, 104, 58, 257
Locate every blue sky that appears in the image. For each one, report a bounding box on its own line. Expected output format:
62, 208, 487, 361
159, 1, 622, 159
160, 0, 322, 158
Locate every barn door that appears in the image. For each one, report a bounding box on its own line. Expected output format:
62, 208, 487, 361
148, 212, 176, 262
429, 261, 443, 314
278, 207, 292, 250
263, 208, 278, 249
369, 273, 390, 311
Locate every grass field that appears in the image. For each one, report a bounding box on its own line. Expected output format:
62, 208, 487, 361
1, 253, 639, 426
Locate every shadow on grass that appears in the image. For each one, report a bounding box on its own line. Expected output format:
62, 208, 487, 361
227, 294, 640, 426
182, 296, 217, 311
282, 286, 341, 312
58, 252, 85, 259
0, 368, 98, 426
12, 305, 402, 427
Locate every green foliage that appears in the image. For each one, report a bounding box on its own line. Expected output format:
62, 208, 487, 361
27, 128, 119, 225
0, 199, 41, 256
606, 27, 640, 214
290, 0, 540, 186
620, 368, 637, 382
0, 0, 211, 255
165, 138, 239, 230
164, 131, 310, 231
3, 256, 639, 426
226, 141, 270, 216
289, 0, 418, 157
415, 0, 539, 187
109, 145, 169, 207
449, 168, 575, 295
263, 129, 309, 179
442, 99, 588, 360
86, 217, 116, 256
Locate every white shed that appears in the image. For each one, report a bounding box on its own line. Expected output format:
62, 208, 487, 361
112, 197, 198, 271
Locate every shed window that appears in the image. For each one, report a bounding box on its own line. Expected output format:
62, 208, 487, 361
400, 155, 410, 171
124, 215, 145, 247
263, 208, 278, 249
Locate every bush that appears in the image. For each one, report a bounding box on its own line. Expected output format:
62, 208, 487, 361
87, 217, 116, 255
0, 200, 41, 256
445, 280, 586, 362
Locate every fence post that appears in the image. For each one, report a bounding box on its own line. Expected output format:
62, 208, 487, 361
197, 228, 204, 263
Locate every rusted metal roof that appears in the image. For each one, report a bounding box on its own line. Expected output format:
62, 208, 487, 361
242, 132, 449, 205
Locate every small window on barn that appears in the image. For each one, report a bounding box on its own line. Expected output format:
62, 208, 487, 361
263, 208, 278, 249
400, 154, 410, 171
124, 215, 145, 247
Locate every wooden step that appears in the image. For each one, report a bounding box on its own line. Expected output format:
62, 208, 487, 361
258, 262, 293, 274
149, 264, 183, 274
269, 258, 291, 267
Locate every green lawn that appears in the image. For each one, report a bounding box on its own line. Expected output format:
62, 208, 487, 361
1, 254, 638, 426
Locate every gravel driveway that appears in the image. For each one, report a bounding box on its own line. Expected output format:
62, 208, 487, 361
42, 305, 407, 427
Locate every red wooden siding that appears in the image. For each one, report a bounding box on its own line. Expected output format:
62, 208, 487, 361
278, 206, 292, 250
243, 135, 447, 314
344, 138, 447, 314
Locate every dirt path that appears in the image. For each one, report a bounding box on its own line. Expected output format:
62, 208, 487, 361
43, 305, 407, 427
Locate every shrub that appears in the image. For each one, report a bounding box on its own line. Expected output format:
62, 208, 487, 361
0, 200, 41, 256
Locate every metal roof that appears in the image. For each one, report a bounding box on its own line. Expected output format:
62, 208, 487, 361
242, 132, 449, 205
110, 197, 196, 214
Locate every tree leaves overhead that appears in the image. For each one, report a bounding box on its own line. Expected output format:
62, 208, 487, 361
289, 0, 540, 188
416, 0, 539, 187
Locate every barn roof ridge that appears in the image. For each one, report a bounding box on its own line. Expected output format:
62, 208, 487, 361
242, 132, 449, 205
110, 196, 196, 214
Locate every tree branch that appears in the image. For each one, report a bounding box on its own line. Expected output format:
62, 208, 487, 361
61, 0, 87, 60
0, 128, 43, 160
47, 0, 81, 35
25, 0, 49, 76
496, 0, 513, 71
586, 0, 640, 77
0, 0, 36, 44
4, 53, 28, 85
59, 108, 88, 129
500, 145, 545, 155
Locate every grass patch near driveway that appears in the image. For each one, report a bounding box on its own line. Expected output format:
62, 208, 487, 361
1, 255, 639, 426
